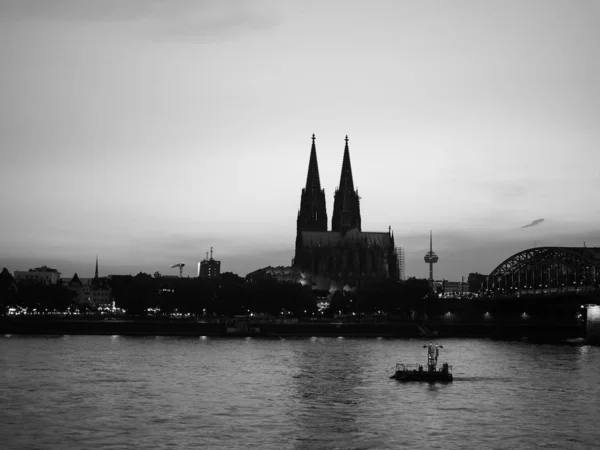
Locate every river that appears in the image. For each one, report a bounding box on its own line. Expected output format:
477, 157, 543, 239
1, 335, 599, 449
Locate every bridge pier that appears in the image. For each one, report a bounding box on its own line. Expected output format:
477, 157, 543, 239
586, 305, 600, 345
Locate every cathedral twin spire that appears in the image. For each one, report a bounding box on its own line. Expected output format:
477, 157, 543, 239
297, 134, 361, 234
338, 135, 355, 194
332, 135, 361, 233
305, 134, 322, 194
297, 134, 328, 232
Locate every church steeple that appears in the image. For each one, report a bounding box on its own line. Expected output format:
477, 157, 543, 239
305, 134, 321, 194
94, 255, 99, 279
296, 134, 328, 232
332, 135, 361, 233
338, 135, 355, 193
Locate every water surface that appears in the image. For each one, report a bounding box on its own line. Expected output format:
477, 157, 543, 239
1, 335, 599, 449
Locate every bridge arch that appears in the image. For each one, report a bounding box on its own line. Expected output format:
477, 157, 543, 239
487, 247, 600, 295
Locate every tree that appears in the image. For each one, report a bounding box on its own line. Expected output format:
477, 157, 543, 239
468, 272, 488, 293
220, 272, 244, 285
108, 274, 156, 315
0, 268, 16, 311
47, 284, 78, 311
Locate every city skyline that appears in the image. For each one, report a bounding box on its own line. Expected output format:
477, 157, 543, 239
1, 1, 599, 280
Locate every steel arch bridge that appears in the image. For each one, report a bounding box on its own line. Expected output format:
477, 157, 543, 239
487, 247, 600, 295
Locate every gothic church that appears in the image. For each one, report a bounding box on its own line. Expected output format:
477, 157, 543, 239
294, 135, 398, 290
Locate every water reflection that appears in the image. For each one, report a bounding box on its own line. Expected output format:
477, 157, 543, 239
289, 338, 370, 449
577, 344, 591, 361
0, 336, 599, 450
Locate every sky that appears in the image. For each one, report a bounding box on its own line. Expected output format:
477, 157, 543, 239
1, 0, 599, 280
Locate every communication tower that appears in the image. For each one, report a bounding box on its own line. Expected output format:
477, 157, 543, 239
423, 230, 438, 282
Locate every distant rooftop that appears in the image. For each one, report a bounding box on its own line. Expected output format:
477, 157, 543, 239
29, 266, 59, 272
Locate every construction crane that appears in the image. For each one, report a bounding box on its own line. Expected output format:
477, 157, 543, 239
170, 262, 185, 278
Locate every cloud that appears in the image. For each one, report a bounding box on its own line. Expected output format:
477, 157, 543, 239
0, 0, 282, 40
476, 180, 528, 199
521, 218, 545, 229
0, 0, 155, 22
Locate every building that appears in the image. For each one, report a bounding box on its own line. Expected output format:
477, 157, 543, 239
63, 257, 112, 308
199, 247, 221, 279
467, 272, 488, 293
13, 266, 61, 284
65, 273, 89, 304
91, 256, 112, 308
246, 266, 307, 285
396, 246, 406, 281
293, 135, 398, 291
432, 280, 470, 296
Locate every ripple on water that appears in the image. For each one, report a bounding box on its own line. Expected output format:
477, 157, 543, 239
0, 336, 599, 450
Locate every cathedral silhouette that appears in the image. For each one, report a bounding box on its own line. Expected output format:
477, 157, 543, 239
293, 134, 398, 290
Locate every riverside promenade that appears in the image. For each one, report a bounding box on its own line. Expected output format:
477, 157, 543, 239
0, 316, 585, 342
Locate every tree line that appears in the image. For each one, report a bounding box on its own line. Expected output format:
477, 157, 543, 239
1, 268, 434, 318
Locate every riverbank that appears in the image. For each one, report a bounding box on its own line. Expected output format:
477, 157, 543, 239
0, 317, 585, 342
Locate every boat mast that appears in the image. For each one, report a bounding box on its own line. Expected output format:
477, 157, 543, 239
424, 343, 443, 371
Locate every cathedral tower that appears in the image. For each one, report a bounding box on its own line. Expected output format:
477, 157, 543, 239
296, 134, 328, 232
332, 136, 361, 234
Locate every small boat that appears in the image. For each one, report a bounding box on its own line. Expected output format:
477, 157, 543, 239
390, 343, 453, 382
